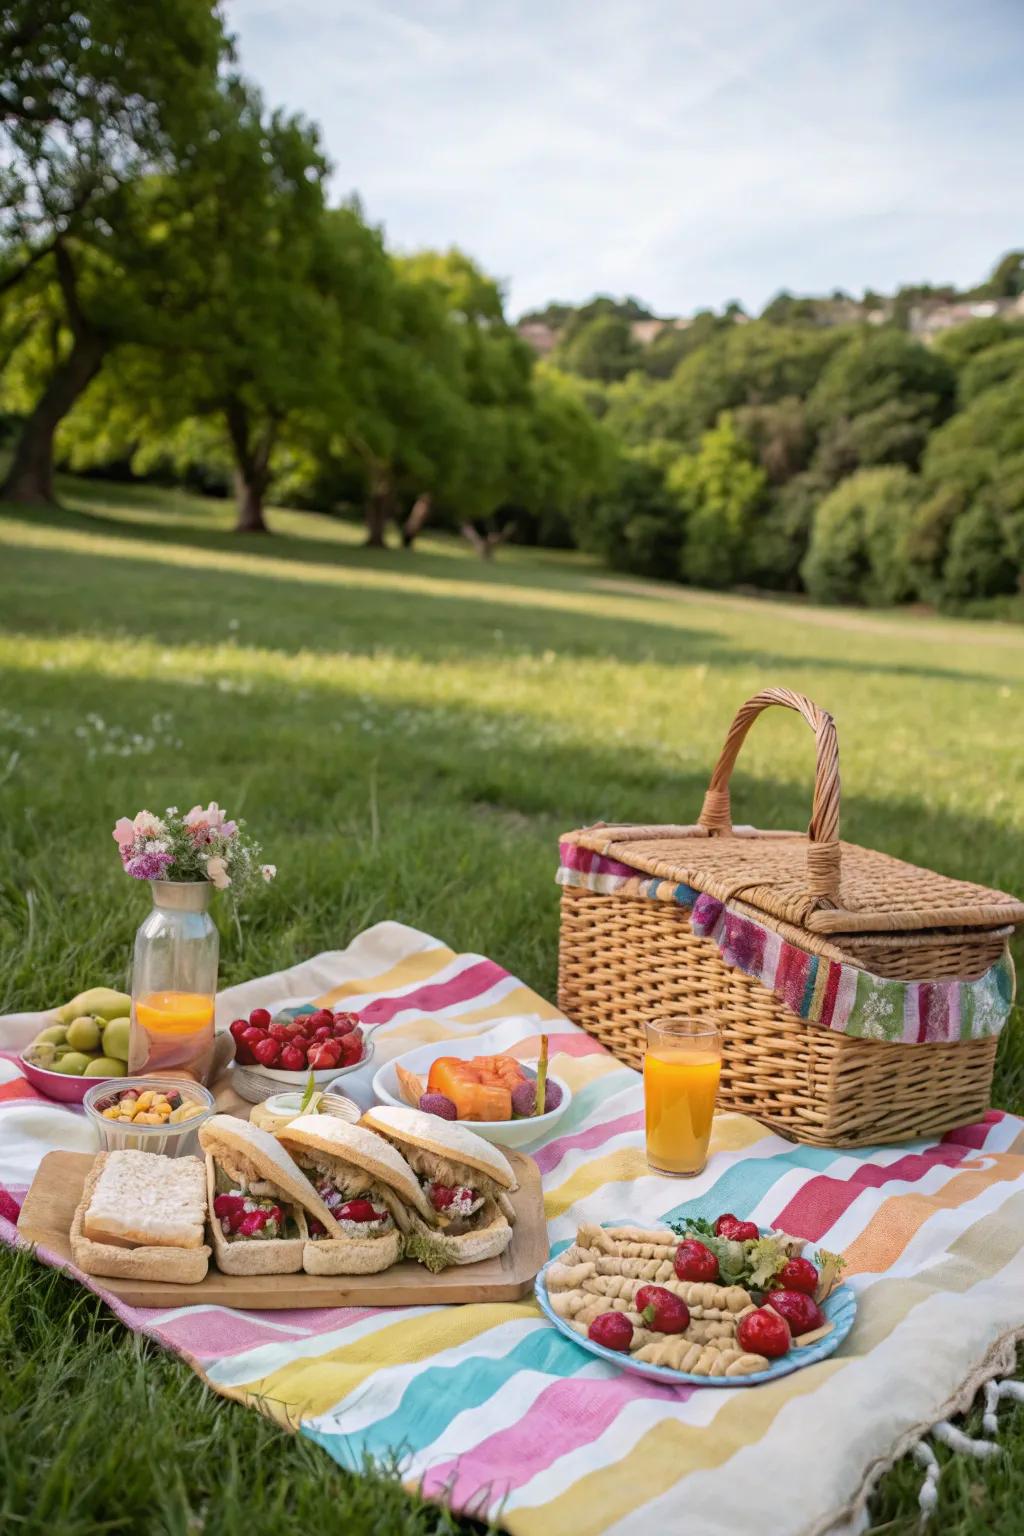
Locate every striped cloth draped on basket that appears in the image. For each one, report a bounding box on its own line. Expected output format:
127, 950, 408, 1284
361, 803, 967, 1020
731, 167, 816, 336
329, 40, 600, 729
3, 919, 1024, 1536
557, 841, 1015, 1045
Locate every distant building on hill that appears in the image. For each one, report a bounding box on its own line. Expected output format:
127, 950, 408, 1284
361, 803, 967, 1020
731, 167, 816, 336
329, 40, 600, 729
516, 320, 558, 355
908, 293, 1024, 338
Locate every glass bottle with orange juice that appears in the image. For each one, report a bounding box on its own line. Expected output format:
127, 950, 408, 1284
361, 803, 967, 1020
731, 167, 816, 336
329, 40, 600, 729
129, 882, 218, 1081
643, 1018, 722, 1176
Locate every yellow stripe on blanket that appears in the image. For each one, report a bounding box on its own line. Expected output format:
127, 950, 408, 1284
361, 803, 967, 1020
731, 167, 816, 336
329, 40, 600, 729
314, 945, 456, 1009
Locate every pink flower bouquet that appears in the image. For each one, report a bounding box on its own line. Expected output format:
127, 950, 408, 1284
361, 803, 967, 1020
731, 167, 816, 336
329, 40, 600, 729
113, 803, 275, 895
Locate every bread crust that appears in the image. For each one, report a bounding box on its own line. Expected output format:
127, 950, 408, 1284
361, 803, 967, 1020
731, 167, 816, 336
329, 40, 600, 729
70, 1157, 209, 1283
205, 1154, 305, 1275
278, 1114, 434, 1223
301, 1226, 403, 1275
360, 1105, 518, 1192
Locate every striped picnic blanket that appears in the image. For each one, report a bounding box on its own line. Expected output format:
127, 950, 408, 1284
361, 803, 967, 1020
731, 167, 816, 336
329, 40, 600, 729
3, 919, 1024, 1536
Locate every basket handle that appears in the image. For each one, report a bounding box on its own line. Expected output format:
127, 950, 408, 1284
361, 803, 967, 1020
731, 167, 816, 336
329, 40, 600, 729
697, 688, 841, 905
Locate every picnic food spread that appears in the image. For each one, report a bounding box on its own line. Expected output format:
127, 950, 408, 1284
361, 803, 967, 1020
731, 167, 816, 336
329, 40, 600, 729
546, 1217, 843, 1378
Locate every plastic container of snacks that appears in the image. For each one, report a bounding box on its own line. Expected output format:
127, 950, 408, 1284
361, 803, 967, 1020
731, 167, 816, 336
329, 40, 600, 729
83, 1077, 216, 1156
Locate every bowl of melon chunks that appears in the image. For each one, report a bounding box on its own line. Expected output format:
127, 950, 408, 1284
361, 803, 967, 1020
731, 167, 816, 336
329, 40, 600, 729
371, 1029, 572, 1148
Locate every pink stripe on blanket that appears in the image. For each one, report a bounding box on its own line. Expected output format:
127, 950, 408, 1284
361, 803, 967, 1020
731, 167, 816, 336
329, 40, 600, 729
153, 1306, 383, 1360
557, 843, 642, 879
532, 1111, 645, 1176
942, 1110, 1005, 1151
419, 1371, 688, 1505
359, 959, 510, 1023
768, 1143, 972, 1240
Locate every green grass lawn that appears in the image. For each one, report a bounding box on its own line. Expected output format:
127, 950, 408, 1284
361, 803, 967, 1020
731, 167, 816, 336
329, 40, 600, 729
1, 478, 1023, 1535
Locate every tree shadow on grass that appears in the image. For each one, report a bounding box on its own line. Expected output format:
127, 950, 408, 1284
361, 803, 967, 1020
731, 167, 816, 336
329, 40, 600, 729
2, 505, 1018, 688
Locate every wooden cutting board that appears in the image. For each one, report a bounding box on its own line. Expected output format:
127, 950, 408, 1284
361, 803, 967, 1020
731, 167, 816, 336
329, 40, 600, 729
17, 1148, 550, 1309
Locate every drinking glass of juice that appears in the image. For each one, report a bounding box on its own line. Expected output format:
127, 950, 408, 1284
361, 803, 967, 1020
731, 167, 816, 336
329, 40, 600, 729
643, 1017, 722, 1177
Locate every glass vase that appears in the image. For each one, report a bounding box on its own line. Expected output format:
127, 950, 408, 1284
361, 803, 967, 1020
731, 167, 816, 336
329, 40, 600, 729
129, 881, 219, 1082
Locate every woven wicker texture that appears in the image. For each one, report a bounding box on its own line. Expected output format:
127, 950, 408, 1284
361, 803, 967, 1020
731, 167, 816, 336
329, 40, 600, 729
555, 688, 1020, 1146
567, 688, 1024, 935
557, 888, 999, 1147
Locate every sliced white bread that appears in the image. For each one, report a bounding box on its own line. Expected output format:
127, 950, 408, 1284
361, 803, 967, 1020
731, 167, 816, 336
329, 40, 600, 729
360, 1105, 519, 1192
204, 1154, 305, 1276
71, 1155, 210, 1283
199, 1114, 341, 1236
81, 1149, 207, 1250
278, 1114, 435, 1223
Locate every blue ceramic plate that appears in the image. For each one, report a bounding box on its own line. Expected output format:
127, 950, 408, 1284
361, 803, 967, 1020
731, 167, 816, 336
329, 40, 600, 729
535, 1228, 857, 1389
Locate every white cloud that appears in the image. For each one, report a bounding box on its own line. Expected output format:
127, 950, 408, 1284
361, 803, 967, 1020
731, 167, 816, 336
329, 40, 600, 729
230, 0, 1024, 316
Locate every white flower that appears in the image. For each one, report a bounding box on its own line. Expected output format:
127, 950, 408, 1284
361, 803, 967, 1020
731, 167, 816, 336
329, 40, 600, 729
205, 854, 231, 890
133, 809, 166, 839
260, 864, 277, 883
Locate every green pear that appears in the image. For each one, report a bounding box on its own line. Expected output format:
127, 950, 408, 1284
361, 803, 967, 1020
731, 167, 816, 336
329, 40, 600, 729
66, 1016, 101, 1052
101, 1016, 131, 1064
51, 1052, 91, 1076
35, 1025, 68, 1046
56, 988, 131, 1026
83, 1057, 127, 1077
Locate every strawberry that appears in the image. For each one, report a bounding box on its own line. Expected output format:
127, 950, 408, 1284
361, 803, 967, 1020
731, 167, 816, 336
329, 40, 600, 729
213, 1193, 245, 1221
338, 1034, 363, 1065
674, 1239, 719, 1283
279, 1043, 307, 1072
308, 1039, 342, 1071
587, 1312, 634, 1352
332, 1013, 359, 1036
252, 1036, 281, 1068
229, 1018, 250, 1042
714, 1213, 740, 1236
765, 1289, 825, 1337
237, 1210, 269, 1237
776, 1256, 819, 1296
240, 1025, 266, 1047
308, 1217, 327, 1237
737, 1307, 790, 1359
233, 1037, 256, 1066
310, 1009, 334, 1029
336, 1199, 379, 1223
313, 1025, 333, 1041
268, 1023, 292, 1043
727, 1220, 760, 1242
636, 1284, 690, 1334
248, 1008, 272, 1030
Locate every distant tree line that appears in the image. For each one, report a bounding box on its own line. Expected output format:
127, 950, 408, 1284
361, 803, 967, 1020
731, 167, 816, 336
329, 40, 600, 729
1, 3, 1021, 608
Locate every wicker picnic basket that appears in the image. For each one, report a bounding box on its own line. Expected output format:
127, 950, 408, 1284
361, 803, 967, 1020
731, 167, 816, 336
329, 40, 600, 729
557, 687, 1023, 1147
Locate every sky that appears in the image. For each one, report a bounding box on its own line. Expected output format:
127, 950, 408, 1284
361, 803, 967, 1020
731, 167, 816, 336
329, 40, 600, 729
231, 0, 1024, 320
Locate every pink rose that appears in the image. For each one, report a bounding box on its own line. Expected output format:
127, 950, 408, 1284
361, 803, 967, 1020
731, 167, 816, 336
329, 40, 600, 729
113, 817, 136, 851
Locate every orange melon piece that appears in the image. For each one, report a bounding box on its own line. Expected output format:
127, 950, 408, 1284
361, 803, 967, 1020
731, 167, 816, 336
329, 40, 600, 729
426, 1056, 513, 1120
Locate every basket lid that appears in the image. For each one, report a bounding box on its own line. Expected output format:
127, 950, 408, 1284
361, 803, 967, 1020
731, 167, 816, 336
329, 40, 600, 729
566, 687, 1024, 937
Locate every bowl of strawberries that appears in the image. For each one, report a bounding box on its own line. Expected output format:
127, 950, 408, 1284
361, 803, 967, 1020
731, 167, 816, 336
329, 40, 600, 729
228, 1005, 373, 1103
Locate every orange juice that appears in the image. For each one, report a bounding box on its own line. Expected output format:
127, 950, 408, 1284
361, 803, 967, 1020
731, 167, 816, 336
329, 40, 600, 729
130, 990, 215, 1078
644, 1046, 721, 1175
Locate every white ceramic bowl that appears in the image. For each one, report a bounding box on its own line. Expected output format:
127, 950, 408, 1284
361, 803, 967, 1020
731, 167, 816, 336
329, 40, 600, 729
372, 1036, 571, 1149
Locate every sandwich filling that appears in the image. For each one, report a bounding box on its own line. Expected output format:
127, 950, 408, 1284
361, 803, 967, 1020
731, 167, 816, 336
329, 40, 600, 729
290, 1152, 405, 1240
399, 1146, 507, 1235
212, 1160, 298, 1242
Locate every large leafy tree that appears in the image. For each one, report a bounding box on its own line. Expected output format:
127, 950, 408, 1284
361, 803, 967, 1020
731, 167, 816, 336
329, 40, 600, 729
55, 84, 337, 533
0, 0, 227, 502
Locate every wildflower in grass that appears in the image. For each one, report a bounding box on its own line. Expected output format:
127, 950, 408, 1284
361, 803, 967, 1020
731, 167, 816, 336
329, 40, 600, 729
260, 864, 276, 882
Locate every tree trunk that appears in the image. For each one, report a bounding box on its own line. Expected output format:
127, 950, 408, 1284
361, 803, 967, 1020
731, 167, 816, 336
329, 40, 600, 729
0, 328, 104, 505
401, 492, 433, 547
225, 399, 273, 533
233, 471, 268, 533
365, 468, 395, 547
